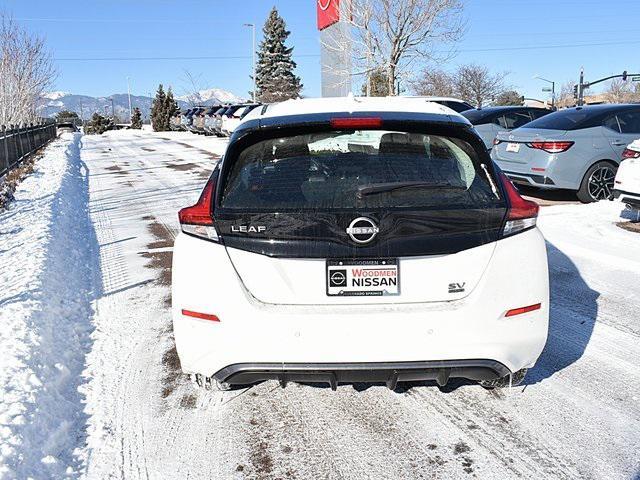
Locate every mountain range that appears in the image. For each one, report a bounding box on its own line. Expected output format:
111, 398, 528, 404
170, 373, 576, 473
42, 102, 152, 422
38, 88, 245, 120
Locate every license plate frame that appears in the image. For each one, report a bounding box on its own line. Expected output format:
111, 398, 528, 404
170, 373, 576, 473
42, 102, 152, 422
506, 142, 521, 153
326, 259, 400, 297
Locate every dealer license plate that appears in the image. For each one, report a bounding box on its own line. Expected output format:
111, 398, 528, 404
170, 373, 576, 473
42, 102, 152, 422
326, 259, 399, 296
506, 142, 520, 153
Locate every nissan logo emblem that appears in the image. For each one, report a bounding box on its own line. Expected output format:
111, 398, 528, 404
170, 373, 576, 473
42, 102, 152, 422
346, 217, 379, 244
329, 270, 346, 286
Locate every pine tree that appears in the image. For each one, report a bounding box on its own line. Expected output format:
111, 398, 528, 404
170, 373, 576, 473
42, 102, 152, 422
131, 107, 142, 129
361, 69, 391, 97
164, 88, 179, 129
86, 113, 112, 135
255, 7, 302, 103
151, 84, 167, 132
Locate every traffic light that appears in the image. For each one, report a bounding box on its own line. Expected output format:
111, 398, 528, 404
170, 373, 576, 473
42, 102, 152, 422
622, 70, 628, 81
573, 84, 579, 99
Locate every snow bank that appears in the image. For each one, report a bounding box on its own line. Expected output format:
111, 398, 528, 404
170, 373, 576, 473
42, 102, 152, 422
0, 134, 99, 479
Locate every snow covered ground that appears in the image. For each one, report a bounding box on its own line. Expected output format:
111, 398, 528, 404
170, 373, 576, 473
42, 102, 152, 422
1, 129, 638, 479
0, 134, 98, 478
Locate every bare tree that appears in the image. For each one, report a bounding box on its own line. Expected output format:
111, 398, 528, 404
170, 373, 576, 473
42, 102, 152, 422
323, 0, 465, 95
180, 70, 206, 106
605, 78, 636, 104
454, 64, 508, 108
0, 14, 56, 126
555, 80, 576, 108
411, 68, 455, 96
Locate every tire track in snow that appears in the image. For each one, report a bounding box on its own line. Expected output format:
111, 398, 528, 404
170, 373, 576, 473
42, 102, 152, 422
81, 132, 237, 479
407, 387, 582, 479
76, 131, 640, 480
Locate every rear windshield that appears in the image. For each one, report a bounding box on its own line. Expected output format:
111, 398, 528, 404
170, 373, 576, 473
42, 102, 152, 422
522, 109, 591, 130
240, 105, 259, 119
221, 130, 501, 211
443, 101, 473, 113
461, 109, 492, 124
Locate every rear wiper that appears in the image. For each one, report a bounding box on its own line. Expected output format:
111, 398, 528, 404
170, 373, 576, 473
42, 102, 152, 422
357, 181, 465, 197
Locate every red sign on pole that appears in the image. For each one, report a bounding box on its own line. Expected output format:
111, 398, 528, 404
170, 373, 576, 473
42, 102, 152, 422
317, 0, 340, 31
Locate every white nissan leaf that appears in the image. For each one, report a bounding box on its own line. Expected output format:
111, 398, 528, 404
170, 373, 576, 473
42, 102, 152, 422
172, 97, 549, 391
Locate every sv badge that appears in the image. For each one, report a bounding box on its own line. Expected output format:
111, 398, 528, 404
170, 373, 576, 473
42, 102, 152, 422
448, 282, 466, 294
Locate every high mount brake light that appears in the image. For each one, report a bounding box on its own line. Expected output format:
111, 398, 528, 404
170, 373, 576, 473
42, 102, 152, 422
527, 141, 574, 154
622, 148, 640, 159
500, 172, 539, 237
178, 175, 219, 241
330, 117, 383, 129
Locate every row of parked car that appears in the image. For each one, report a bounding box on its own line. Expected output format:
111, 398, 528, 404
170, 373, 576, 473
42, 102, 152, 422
408, 98, 639, 204
170, 104, 262, 137
170, 95, 640, 205
459, 103, 640, 204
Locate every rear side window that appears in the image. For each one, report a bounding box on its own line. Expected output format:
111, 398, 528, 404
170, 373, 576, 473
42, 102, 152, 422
603, 115, 621, 133
523, 109, 591, 130
496, 111, 532, 129
616, 111, 640, 134
221, 130, 501, 211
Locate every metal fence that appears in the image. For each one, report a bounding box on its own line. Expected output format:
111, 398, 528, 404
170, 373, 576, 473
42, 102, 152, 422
0, 121, 57, 178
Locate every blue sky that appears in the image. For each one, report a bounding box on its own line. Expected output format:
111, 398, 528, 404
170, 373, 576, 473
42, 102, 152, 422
3, 0, 640, 100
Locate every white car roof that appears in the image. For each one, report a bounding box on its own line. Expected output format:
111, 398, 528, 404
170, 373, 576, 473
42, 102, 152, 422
242, 96, 468, 123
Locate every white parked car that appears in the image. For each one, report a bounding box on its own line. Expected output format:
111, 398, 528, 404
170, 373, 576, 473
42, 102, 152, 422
220, 104, 261, 136
172, 96, 549, 391
614, 139, 640, 209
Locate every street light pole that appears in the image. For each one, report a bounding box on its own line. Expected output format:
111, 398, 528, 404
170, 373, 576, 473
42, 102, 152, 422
533, 75, 556, 109
127, 76, 133, 124
244, 23, 256, 103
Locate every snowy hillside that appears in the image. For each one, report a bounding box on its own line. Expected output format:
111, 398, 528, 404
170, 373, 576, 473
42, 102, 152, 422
38, 87, 243, 120
42, 91, 71, 101
177, 88, 244, 105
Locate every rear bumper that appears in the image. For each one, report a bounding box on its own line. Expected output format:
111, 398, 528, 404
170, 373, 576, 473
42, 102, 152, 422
215, 360, 510, 389
493, 148, 581, 190
172, 228, 549, 385
502, 170, 557, 188
613, 189, 640, 208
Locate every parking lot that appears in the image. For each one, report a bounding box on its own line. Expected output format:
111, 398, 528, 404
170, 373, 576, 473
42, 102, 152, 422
22, 130, 631, 479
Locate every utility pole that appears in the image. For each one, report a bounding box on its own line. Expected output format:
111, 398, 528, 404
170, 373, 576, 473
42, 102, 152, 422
110, 97, 115, 122
244, 23, 256, 102
127, 76, 133, 124
533, 75, 555, 109
576, 69, 637, 107
578, 68, 585, 106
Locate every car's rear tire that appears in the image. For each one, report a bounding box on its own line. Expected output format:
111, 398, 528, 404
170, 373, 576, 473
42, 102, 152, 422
192, 374, 231, 391
479, 368, 527, 388
577, 161, 618, 203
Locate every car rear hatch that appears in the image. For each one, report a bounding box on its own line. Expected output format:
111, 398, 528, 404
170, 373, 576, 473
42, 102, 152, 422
213, 114, 508, 305
494, 128, 568, 165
